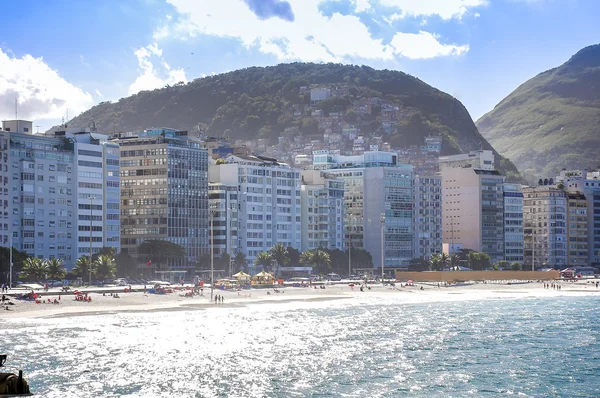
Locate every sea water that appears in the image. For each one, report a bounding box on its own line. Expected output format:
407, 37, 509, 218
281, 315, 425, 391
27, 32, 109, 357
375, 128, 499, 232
1, 294, 599, 397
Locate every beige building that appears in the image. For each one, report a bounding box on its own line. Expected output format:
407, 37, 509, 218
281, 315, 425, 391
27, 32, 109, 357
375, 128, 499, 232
440, 150, 505, 263
566, 192, 588, 266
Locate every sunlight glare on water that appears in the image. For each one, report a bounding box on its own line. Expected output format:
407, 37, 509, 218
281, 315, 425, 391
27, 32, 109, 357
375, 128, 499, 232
2, 295, 599, 397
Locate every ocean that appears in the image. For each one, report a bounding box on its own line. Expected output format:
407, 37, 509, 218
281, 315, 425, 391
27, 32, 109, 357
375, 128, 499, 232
1, 294, 599, 397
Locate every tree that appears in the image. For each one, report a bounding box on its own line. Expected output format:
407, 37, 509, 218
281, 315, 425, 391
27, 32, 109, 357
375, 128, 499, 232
45, 258, 67, 280
95, 255, 117, 280
115, 249, 137, 278
408, 257, 429, 272
254, 252, 273, 272
312, 250, 331, 274
495, 260, 509, 270
510, 262, 522, 271
430, 254, 441, 271
92, 247, 116, 263
20, 258, 48, 281
73, 256, 97, 281
300, 251, 314, 267
138, 240, 186, 270
269, 243, 289, 276
233, 252, 248, 273
0, 246, 30, 284
216, 253, 231, 274
286, 247, 301, 266
440, 253, 450, 270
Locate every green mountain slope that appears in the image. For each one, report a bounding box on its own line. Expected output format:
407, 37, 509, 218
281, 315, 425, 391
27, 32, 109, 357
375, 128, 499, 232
66, 62, 520, 178
477, 44, 600, 180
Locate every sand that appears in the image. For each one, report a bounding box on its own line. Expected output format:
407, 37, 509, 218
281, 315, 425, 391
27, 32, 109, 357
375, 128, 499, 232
1, 279, 599, 320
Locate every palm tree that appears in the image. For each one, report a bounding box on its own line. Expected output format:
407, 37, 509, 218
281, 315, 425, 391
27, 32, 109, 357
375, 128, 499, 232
430, 254, 441, 271
233, 252, 248, 273
440, 253, 450, 270
21, 258, 48, 281
269, 243, 289, 277
73, 256, 97, 281
45, 258, 66, 280
300, 250, 314, 267
254, 251, 273, 272
95, 255, 117, 280
311, 249, 331, 274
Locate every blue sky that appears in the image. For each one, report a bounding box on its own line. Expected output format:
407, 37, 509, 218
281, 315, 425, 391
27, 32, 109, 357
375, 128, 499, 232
0, 0, 598, 131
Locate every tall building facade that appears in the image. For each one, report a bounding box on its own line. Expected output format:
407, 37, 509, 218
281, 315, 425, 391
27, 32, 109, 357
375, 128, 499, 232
300, 170, 345, 251
503, 183, 524, 263
313, 150, 413, 270
208, 182, 239, 262
522, 185, 567, 269
209, 155, 302, 263
0, 120, 120, 269
440, 150, 505, 263
413, 174, 442, 260
566, 192, 588, 266
115, 128, 208, 270
556, 169, 600, 267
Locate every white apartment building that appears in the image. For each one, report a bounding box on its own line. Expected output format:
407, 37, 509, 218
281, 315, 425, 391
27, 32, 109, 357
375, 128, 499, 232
300, 170, 345, 251
440, 150, 505, 263
209, 155, 302, 263
0, 120, 120, 270
503, 183, 524, 263
521, 185, 567, 269
313, 150, 413, 271
439, 150, 495, 171
556, 169, 600, 266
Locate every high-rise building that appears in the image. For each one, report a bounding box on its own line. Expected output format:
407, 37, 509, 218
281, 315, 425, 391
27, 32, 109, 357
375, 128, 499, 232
566, 192, 588, 266
413, 174, 442, 260
440, 150, 505, 263
300, 170, 345, 251
556, 169, 600, 267
208, 182, 239, 270
0, 120, 120, 269
503, 183, 524, 264
313, 150, 413, 270
522, 185, 567, 269
209, 154, 302, 264
114, 128, 208, 272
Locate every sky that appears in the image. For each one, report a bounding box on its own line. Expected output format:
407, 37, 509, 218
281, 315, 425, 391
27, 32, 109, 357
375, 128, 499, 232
0, 0, 599, 132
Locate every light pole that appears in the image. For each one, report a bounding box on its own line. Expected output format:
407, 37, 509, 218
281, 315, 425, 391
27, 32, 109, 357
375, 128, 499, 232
347, 214, 352, 277
210, 203, 216, 302
88, 195, 95, 285
380, 211, 385, 282
9, 233, 13, 289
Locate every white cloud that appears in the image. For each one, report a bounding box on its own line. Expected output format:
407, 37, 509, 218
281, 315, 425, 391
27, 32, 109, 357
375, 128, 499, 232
390, 31, 469, 59
353, 0, 371, 13
0, 48, 93, 121
379, 0, 487, 20
128, 43, 187, 95
95, 89, 103, 98
155, 0, 471, 62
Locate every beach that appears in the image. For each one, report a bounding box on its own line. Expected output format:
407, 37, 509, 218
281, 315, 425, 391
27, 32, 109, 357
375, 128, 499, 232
2, 279, 600, 320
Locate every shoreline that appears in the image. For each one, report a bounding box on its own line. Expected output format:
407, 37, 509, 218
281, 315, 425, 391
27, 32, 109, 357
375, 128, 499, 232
2, 280, 599, 320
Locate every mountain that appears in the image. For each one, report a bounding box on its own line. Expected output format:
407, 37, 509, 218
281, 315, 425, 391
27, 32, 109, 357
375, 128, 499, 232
476, 44, 600, 180
65, 62, 521, 179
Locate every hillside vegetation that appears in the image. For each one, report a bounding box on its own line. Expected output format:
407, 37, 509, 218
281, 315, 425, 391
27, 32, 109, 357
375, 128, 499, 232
66, 62, 520, 178
477, 44, 600, 180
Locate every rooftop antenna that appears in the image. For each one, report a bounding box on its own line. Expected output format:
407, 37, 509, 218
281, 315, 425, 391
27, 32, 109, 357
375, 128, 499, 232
36, 125, 41, 134
15, 97, 18, 120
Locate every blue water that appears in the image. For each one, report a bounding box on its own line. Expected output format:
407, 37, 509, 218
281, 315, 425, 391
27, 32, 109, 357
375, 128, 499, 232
1, 295, 599, 397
